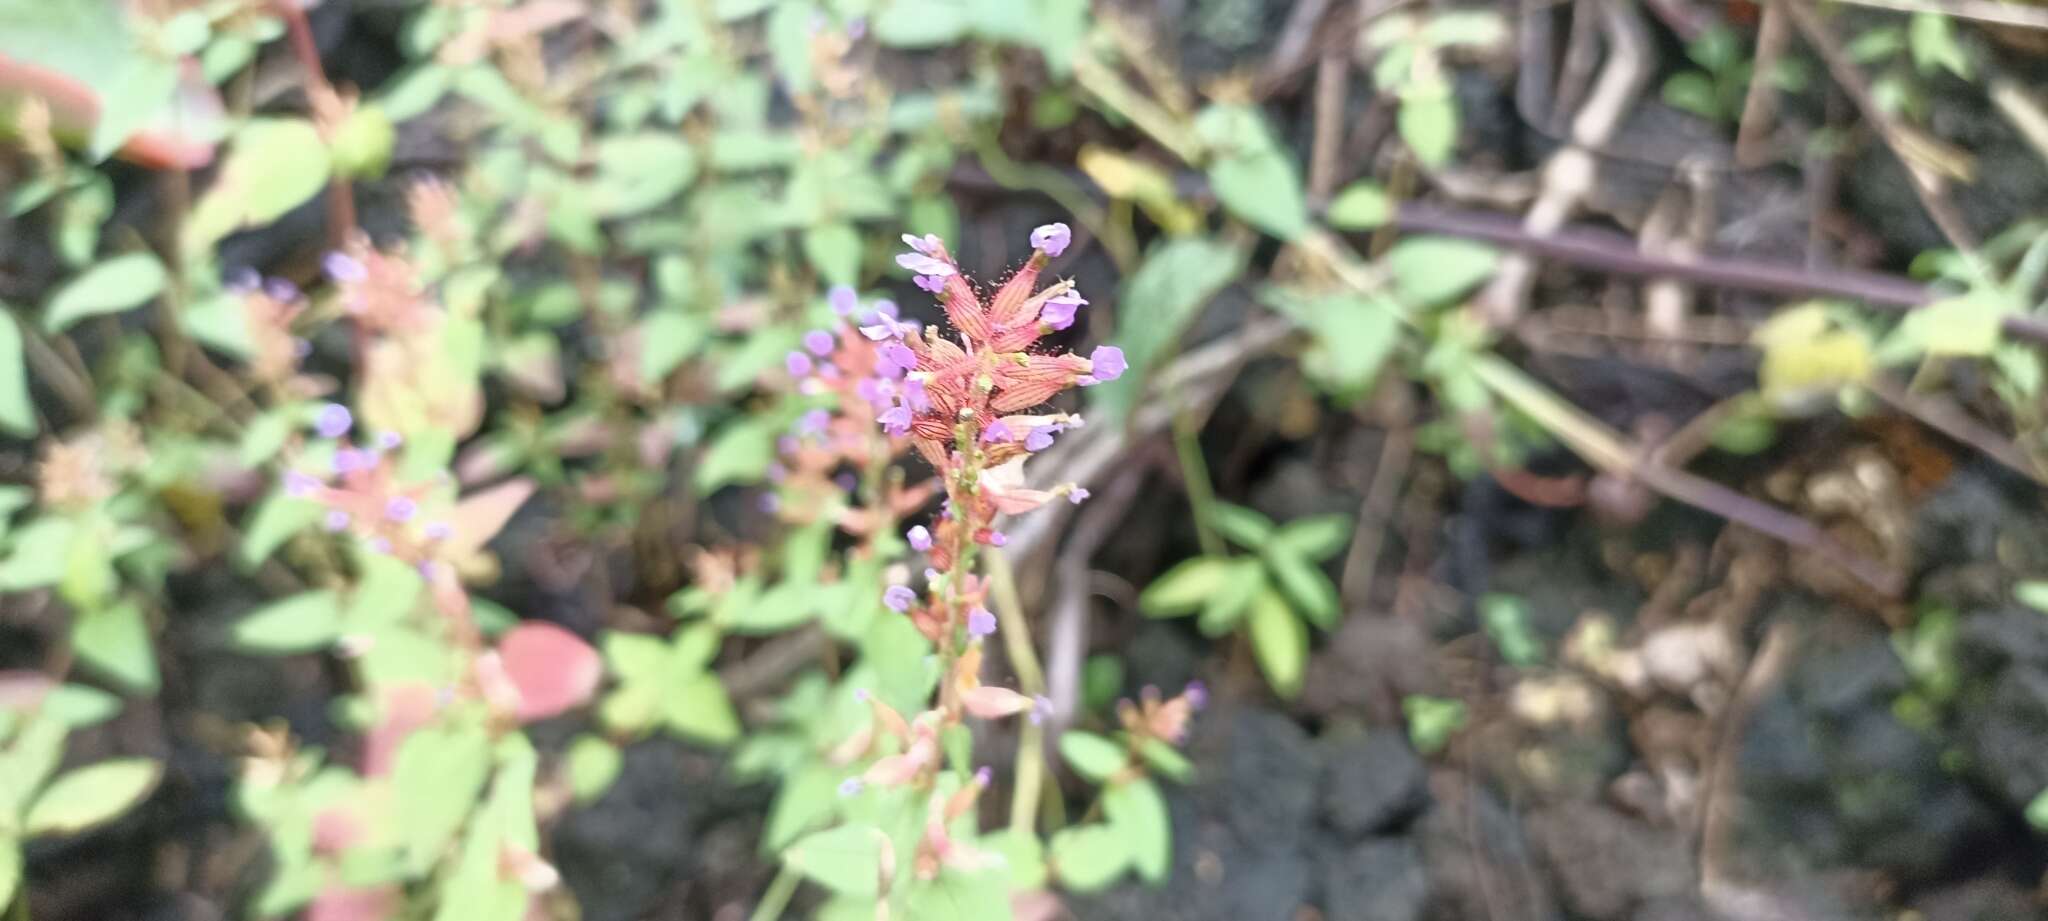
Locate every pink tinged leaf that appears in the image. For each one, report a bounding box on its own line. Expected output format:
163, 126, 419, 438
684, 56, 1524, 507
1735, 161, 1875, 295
312, 807, 367, 855
443, 477, 537, 561
363, 682, 439, 777
962, 685, 1037, 720
496, 622, 603, 722
306, 886, 399, 921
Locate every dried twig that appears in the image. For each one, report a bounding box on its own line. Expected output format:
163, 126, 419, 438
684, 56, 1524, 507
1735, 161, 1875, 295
1307, 48, 1352, 204
1339, 427, 1413, 611
1831, 0, 2048, 29
1697, 621, 1804, 921
1039, 468, 1146, 737
1734, 0, 1790, 168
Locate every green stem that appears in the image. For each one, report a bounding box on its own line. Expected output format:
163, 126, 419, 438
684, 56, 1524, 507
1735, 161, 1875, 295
746, 865, 801, 921
986, 553, 1047, 836
1173, 412, 1224, 558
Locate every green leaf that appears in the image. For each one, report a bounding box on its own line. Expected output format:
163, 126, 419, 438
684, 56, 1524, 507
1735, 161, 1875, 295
0, 0, 180, 160
1402, 694, 1467, 755
239, 495, 323, 568
1248, 589, 1307, 697
42, 684, 122, 728
1103, 777, 1171, 883
1139, 557, 1237, 617
1059, 731, 1128, 783
767, 2, 816, 92
2028, 787, 2048, 831
1195, 105, 1306, 240
804, 222, 862, 285
0, 517, 77, 591
988, 828, 1047, 890
24, 758, 162, 836
664, 673, 741, 745
0, 310, 33, 436
904, 866, 1014, 921
637, 310, 709, 385
873, 0, 971, 47
44, 253, 166, 333
72, 600, 158, 693
1386, 236, 1499, 307
1424, 10, 1506, 47
1326, 182, 1393, 229
2018, 581, 2048, 614
184, 119, 332, 256
393, 721, 493, 872
785, 824, 887, 896
1263, 549, 1340, 630
1197, 559, 1265, 637
695, 416, 778, 493
1908, 11, 1971, 79
1209, 502, 1276, 547
1092, 238, 1243, 422
589, 133, 698, 217
1398, 82, 1458, 167
1274, 514, 1353, 560
1137, 739, 1194, 783
1661, 72, 1722, 120
233, 591, 343, 654
565, 735, 622, 803
1880, 290, 2006, 362
764, 764, 841, 852
1479, 593, 1544, 666
727, 580, 816, 634
1048, 823, 1131, 892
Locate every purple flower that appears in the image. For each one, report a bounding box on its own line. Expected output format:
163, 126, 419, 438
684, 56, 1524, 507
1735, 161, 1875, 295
786, 351, 815, 377
314, 403, 353, 439
323, 251, 367, 283
901, 233, 941, 255
878, 406, 913, 436
323, 509, 351, 532
981, 420, 1014, 444
1068, 487, 1091, 504
966, 606, 996, 637
834, 472, 858, 493
829, 285, 860, 316
766, 462, 788, 483
264, 278, 301, 303
973, 765, 992, 787
1030, 222, 1072, 258
883, 585, 918, 612
901, 378, 932, 413
424, 521, 453, 541
283, 471, 322, 498
907, 525, 933, 552
804, 330, 836, 356
1029, 695, 1054, 725
1184, 680, 1209, 710
1024, 427, 1056, 452
385, 496, 418, 522
838, 777, 865, 797
882, 342, 917, 371
1040, 289, 1087, 331
897, 252, 955, 277
333, 448, 371, 475
377, 431, 403, 450
799, 409, 832, 436
875, 300, 900, 319
859, 322, 899, 342
759, 493, 781, 514
856, 377, 895, 408
988, 530, 1008, 547
1088, 346, 1127, 383
914, 274, 945, 294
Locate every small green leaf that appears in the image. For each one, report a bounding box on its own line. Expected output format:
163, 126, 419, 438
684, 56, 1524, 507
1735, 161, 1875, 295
804, 222, 862, 285
1249, 589, 1307, 697
1386, 236, 1499, 307
566, 735, 622, 803
1137, 739, 1194, 783
239, 495, 324, 568
1209, 502, 1276, 547
1059, 731, 1128, 783
726, 580, 816, 634
24, 758, 162, 836
763, 764, 840, 851
903, 866, 1013, 920
695, 417, 778, 493
1398, 82, 1458, 166
1480, 593, 1544, 666
1908, 11, 1971, 79
873, 0, 971, 47
2028, 787, 2048, 830
1197, 560, 1264, 637
393, 721, 493, 872
72, 600, 158, 693
42, 684, 123, 728
785, 824, 886, 896
664, 673, 741, 745
989, 827, 1047, 889
1048, 823, 1131, 892
233, 591, 343, 654
1273, 514, 1353, 561
0, 517, 76, 591
0, 310, 34, 436
589, 133, 698, 217
1263, 549, 1340, 630
1326, 182, 1393, 229
1661, 72, 1722, 120
1103, 777, 1171, 883
1208, 150, 1307, 240
1880, 290, 2006, 361
1403, 694, 1467, 755
45, 253, 167, 333
638, 310, 709, 385
2018, 580, 2048, 614
1140, 557, 1238, 617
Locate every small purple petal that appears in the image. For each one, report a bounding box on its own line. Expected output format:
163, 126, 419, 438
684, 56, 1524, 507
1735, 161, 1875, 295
902, 378, 931, 413
875, 300, 900, 319
385, 496, 417, 522
368, 537, 392, 554
1088, 345, 1127, 383
424, 521, 453, 540
838, 777, 865, 797
907, 525, 933, 552
323, 251, 367, 283
878, 406, 913, 436
882, 342, 917, 370
853, 688, 870, 701
1024, 428, 1054, 452
376, 431, 403, 450
759, 493, 781, 513
834, 472, 858, 493
333, 448, 371, 474
1184, 680, 1209, 710
973, 766, 992, 787
981, 420, 1014, 444
828, 285, 860, 316
883, 585, 918, 612
786, 351, 815, 377
227, 267, 262, 291
778, 435, 801, 456
766, 462, 788, 483
323, 509, 351, 532
896, 252, 955, 277
264, 278, 301, 303
799, 409, 832, 435
914, 274, 945, 294
988, 531, 1008, 547
804, 330, 837, 356
1068, 487, 1091, 505
966, 607, 996, 637
313, 403, 353, 439
283, 471, 322, 498
900, 233, 940, 255
1030, 222, 1072, 258
1040, 289, 1087, 331
1030, 695, 1054, 725
859, 323, 897, 342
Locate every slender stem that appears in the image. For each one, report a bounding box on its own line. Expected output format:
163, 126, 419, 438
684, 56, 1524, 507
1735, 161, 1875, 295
746, 865, 801, 921
1173, 412, 1224, 558
987, 553, 1047, 836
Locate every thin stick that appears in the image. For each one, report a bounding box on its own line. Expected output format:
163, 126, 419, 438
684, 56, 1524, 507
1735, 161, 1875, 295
1339, 427, 1413, 611
985, 552, 1046, 836
1734, 0, 1789, 168
1831, 0, 2048, 29
1307, 48, 1350, 204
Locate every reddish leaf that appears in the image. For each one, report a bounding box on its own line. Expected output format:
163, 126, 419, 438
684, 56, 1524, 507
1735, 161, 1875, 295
311, 806, 366, 855
307, 885, 398, 921
495, 622, 601, 723
443, 477, 536, 562
362, 682, 439, 777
